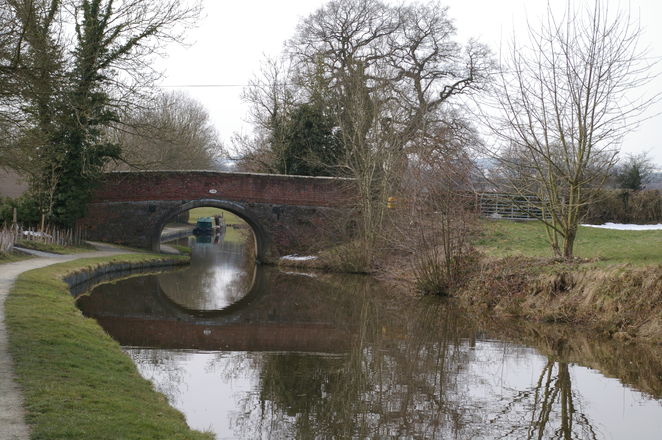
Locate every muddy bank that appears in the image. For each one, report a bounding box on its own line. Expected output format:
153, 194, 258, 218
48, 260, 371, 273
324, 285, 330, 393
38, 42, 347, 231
457, 257, 662, 344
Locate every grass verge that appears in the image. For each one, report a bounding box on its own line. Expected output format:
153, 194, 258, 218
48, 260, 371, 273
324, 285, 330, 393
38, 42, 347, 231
5, 253, 212, 440
0, 250, 34, 263
15, 239, 94, 255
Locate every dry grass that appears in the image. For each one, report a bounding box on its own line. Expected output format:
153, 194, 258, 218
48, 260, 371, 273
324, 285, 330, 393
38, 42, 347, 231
458, 256, 662, 343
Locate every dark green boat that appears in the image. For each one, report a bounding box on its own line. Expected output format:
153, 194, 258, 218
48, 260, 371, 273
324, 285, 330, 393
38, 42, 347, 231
192, 217, 213, 236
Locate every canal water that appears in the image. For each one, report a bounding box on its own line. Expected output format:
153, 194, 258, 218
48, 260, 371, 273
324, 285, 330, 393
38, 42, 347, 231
77, 236, 662, 439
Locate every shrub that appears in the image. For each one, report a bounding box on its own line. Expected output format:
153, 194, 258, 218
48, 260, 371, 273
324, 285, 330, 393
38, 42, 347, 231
0, 195, 41, 226
585, 189, 662, 224
414, 249, 478, 296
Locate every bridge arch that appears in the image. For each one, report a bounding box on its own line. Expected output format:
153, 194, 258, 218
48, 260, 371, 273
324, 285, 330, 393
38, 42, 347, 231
154, 198, 270, 262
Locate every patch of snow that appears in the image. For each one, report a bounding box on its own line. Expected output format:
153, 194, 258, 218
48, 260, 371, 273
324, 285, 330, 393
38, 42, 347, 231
282, 271, 318, 278
280, 254, 318, 261
581, 223, 662, 230
22, 230, 52, 238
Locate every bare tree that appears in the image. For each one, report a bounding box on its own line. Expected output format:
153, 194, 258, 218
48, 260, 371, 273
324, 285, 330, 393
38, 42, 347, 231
238, 56, 298, 173
484, 1, 657, 258
0, 0, 24, 130
284, 0, 491, 266
393, 117, 479, 294
109, 91, 224, 171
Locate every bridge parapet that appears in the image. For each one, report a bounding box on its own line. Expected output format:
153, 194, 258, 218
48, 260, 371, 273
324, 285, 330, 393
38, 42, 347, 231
90, 171, 352, 206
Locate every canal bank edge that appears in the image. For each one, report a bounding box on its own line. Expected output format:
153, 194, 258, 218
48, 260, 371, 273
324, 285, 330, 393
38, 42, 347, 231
455, 257, 662, 344
5, 253, 213, 440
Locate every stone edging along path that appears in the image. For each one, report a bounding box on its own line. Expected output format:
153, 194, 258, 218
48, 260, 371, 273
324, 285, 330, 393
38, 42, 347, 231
0, 246, 186, 440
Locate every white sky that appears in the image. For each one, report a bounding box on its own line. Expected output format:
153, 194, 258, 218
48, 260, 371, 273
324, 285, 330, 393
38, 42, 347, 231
156, 0, 662, 165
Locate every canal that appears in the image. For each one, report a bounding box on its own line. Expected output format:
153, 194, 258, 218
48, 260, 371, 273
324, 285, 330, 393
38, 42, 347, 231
76, 232, 662, 439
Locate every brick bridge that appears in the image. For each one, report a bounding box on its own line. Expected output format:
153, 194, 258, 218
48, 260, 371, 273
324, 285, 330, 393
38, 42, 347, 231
78, 171, 352, 263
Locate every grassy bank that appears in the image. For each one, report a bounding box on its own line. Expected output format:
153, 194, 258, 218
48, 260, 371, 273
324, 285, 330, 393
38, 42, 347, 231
476, 220, 662, 265
0, 250, 34, 263
1, 240, 93, 263
15, 239, 94, 255
459, 256, 662, 342
5, 253, 212, 440
459, 221, 662, 343
188, 206, 244, 226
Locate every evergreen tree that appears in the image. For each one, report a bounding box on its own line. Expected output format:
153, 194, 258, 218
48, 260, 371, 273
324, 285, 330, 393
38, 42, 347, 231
1, 0, 199, 226
277, 103, 343, 176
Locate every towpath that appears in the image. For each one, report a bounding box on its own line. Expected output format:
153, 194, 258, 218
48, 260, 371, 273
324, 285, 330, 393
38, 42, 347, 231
0, 244, 136, 440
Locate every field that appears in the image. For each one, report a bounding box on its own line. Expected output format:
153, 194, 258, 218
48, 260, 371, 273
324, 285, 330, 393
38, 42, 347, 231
475, 220, 662, 266
187, 207, 244, 226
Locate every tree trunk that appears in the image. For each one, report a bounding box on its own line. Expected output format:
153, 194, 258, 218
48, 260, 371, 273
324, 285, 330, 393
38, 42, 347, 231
563, 227, 577, 259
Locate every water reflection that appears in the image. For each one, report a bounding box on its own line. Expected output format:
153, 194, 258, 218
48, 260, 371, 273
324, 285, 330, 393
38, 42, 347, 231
80, 255, 662, 439
497, 360, 596, 440
157, 238, 256, 312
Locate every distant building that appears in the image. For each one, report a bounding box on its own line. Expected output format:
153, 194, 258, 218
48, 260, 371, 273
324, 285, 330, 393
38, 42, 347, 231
0, 167, 28, 198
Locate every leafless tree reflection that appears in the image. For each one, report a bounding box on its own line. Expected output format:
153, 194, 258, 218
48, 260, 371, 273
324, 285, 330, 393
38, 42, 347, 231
225, 280, 484, 439
492, 360, 599, 440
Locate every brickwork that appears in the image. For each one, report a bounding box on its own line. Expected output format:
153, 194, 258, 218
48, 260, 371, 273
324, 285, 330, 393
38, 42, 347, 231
79, 171, 353, 262
91, 171, 352, 207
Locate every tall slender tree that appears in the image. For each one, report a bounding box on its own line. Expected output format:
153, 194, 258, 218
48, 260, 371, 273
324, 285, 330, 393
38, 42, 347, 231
485, 1, 657, 258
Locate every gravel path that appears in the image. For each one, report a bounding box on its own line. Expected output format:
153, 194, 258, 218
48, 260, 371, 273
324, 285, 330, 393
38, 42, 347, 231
0, 246, 135, 440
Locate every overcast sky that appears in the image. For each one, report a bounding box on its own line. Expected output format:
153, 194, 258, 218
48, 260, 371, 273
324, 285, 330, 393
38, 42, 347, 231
156, 0, 662, 165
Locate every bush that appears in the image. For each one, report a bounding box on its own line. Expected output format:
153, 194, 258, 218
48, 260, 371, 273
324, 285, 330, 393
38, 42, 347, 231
319, 240, 372, 274
0, 195, 41, 226
585, 189, 662, 224
413, 250, 478, 296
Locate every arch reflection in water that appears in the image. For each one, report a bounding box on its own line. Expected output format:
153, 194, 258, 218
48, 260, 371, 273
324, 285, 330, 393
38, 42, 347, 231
158, 237, 256, 312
